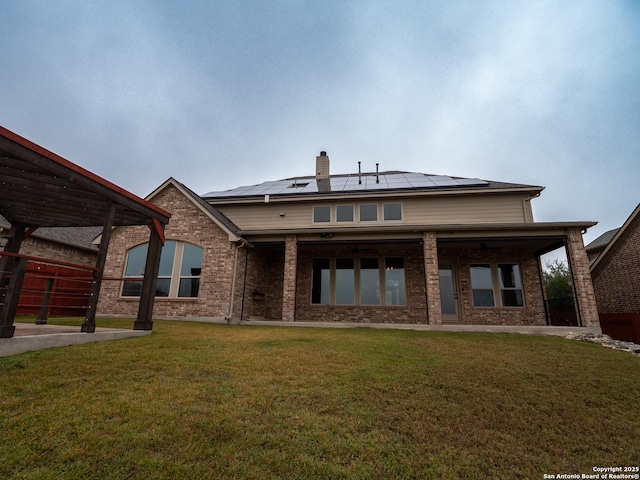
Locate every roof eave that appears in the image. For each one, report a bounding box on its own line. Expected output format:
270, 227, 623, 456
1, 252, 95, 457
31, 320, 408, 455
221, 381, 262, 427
205, 185, 545, 205
238, 221, 597, 237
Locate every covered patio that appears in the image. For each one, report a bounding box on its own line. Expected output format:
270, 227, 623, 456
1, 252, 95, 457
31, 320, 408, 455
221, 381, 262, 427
0, 126, 171, 339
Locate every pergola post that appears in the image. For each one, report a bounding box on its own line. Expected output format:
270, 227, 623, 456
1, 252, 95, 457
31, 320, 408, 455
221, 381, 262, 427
82, 203, 116, 333
0, 224, 27, 338
134, 222, 165, 330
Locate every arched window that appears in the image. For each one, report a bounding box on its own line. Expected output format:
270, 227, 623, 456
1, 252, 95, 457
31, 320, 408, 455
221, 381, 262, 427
122, 241, 203, 298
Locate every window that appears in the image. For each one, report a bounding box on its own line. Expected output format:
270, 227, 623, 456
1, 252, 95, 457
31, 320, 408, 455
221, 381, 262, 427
336, 205, 354, 222
335, 258, 355, 305
360, 258, 380, 305
312, 203, 403, 224
470, 263, 524, 307
385, 258, 406, 305
179, 243, 204, 297
359, 204, 378, 222
311, 257, 406, 306
311, 258, 330, 304
470, 264, 494, 307
383, 203, 402, 221
313, 206, 331, 223
122, 241, 203, 298
498, 264, 523, 307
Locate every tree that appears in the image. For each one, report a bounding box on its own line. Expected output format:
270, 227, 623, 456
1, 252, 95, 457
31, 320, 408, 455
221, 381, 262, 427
543, 259, 573, 299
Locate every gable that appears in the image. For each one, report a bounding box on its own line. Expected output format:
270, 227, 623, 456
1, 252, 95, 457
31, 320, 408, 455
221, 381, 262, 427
590, 203, 640, 276
147, 178, 241, 242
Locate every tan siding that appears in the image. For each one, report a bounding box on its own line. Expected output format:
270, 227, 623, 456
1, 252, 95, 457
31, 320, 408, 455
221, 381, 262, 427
216, 193, 531, 230
402, 195, 528, 224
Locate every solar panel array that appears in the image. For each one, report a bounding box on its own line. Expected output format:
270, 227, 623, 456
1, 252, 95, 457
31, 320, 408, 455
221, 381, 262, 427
204, 172, 488, 198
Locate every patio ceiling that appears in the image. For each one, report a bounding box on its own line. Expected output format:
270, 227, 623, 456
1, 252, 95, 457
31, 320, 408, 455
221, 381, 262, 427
0, 126, 170, 228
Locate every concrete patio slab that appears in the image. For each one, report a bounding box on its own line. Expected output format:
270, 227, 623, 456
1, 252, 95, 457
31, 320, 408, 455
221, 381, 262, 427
240, 319, 602, 336
0, 323, 151, 357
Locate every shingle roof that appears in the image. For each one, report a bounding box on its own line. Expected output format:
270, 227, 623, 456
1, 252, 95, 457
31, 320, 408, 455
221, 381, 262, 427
585, 228, 620, 252
0, 214, 100, 251
203, 171, 540, 199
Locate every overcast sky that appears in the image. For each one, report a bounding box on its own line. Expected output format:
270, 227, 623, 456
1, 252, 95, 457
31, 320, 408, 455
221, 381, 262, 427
1, 1, 639, 245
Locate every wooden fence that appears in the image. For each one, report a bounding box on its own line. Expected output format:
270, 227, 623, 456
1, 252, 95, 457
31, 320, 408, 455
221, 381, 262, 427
599, 313, 640, 344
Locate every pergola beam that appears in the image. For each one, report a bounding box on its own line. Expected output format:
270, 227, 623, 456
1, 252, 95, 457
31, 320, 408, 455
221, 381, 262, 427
0, 125, 171, 339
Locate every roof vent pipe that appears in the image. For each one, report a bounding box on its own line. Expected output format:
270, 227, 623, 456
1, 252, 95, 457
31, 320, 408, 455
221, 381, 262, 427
376, 163, 379, 184
358, 161, 362, 184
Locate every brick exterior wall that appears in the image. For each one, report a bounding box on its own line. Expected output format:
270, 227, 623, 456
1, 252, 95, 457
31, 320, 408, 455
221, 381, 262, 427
282, 235, 297, 321
591, 218, 640, 314
17, 237, 97, 267
439, 246, 547, 326
423, 232, 442, 325
566, 228, 600, 327
97, 184, 238, 319
238, 240, 551, 326
240, 244, 284, 320
294, 243, 428, 324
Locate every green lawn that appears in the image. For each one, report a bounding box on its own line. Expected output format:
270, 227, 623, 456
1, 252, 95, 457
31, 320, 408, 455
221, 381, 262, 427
1, 318, 639, 479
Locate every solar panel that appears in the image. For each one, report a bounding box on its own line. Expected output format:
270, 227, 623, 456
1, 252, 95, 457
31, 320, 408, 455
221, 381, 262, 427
203, 172, 488, 198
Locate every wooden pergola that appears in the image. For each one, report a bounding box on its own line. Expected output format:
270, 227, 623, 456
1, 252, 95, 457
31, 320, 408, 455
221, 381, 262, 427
0, 126, 171, 338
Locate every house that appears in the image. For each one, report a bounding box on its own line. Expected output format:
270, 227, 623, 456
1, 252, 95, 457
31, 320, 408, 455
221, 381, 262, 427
0, 125, 171, 338
97, 152, 599, 327
586, 203, 640, 342
0, 215, 100, 267
585, 228, 620, 265
0, 216, 101, 317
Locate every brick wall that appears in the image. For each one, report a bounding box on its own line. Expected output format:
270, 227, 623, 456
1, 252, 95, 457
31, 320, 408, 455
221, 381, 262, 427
566, 228, 599, 327
97, 184, 238, 318
423, 232, 442, 325
18, 237, 97, 267
240, 244, 284, 320
439, 245, 547, 326
591, 219, 640, 314
294, 243, 428, 324
282, 235, 297, 321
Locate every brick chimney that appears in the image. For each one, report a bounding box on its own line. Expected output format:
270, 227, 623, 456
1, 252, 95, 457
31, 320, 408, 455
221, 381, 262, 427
316, 151, 331, 192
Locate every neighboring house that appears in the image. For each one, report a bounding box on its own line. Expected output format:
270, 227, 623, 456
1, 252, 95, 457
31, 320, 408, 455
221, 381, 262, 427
0, 215, 100, 267
1, 215, 101, 316
586, 204, 640, 342
585, 228, 620, 265
97, 152, 599, 327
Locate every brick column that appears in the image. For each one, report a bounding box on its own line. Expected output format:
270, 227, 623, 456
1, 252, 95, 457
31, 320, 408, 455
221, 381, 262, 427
282, 235, 298, 321
566, 228, 599, 328
423, 232, 442, 325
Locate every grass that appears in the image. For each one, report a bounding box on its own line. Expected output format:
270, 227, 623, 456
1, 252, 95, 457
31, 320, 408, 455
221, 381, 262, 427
1, 317, 639, 479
